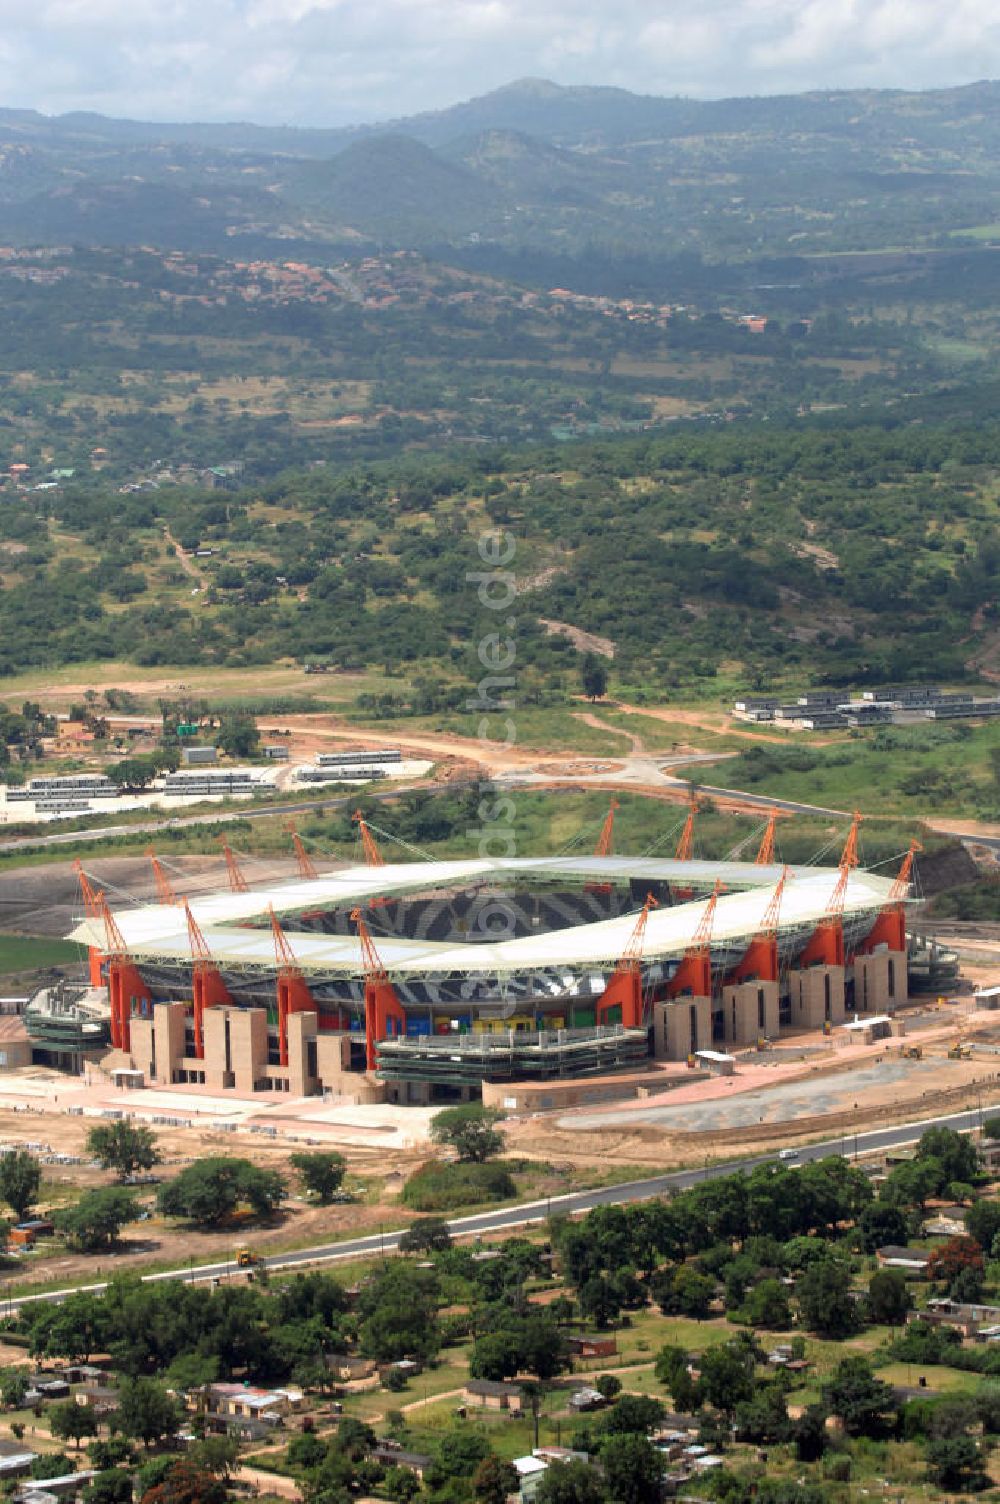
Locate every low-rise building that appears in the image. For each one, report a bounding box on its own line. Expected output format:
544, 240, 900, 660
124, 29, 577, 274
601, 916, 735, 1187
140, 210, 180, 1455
205, 1383, 304, 1420
567, 1334, 618, 1360
74, 1385, 120, 1416
0, 1441, 38, 1478
464, 1379, 525, 1413
876, 1245, 931, 1274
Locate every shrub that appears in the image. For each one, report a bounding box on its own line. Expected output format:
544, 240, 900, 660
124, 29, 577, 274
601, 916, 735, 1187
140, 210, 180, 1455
401, 1161, 515, 1213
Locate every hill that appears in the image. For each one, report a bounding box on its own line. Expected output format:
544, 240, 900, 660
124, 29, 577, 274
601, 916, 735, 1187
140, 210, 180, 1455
3, 79, 1000, 259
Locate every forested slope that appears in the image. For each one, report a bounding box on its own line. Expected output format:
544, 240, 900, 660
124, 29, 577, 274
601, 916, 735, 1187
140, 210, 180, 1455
1, 415, 997, 695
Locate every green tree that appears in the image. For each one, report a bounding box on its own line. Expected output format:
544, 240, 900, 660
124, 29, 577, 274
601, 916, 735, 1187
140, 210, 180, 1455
472, 1455, 518, 1504
599, 1434, 662, 1504
926, 1435, 989, 1492
398, 1217, 452, 1254
83, 1471, 133, 1504
595, 1374, 621, 1402
88, 1441, 134, 1472
382, 1465, 420, 1503
743, 1278, 791, 1329
430, 1104, 504, 1162
916, 1126, 979, 1186
86, 1122, 161, 1182
965, 1196, 1000, 1252
794, 1403, 828, 1463
357, 1263, 441, 1363
796, 1258, 860, 1338
49, 1399, 99, 1450
107, 757, 160, 792
290, 1152, 346, 1204
186, 1438, 239, 1480
535, 1460, 605, 1504
580, 654, 608, 702
822, 1357, 896, 1438
157, 1158, 283, 1225
214, 715, 259, 759
698, 1341, 755, 1414
857, 1200, 909, 1254
0, 1149, 41, 1220
866, 1268, 912, 1327
56, 1189, 141, 1251
0, 1370, 28, 1408
116, 1378, 181, 1449
32, 1455, 76, 1481
600, 1394, 664, 1437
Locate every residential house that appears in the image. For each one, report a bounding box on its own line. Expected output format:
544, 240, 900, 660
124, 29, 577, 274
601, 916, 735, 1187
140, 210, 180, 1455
371, 1444, 431, 1479
0, 1441, 38, 1479
16, 1475, 97, 1503
567, 1334, 617, 1360
74, 1385, 120, 1417
205, 1383, 304, 1421
512, 1450, 591, 1504
464, 1379, 525, 1413
326, 1354, 377, 1383
876, 1246, 931, 1275
912, 1298, 1000, 1339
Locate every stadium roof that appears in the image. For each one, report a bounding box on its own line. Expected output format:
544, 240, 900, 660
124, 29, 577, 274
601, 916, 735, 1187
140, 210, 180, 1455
69, 856, 905, 979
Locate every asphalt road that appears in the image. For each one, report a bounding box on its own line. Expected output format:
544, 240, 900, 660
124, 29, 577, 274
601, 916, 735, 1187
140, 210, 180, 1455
4, 1102, 990, 1316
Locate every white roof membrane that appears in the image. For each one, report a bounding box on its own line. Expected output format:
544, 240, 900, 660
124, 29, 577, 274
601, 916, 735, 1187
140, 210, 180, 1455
69, 857, 902, 979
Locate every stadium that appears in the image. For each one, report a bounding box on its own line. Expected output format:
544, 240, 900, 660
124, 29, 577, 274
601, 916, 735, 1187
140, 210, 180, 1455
45, 812, 921, 1106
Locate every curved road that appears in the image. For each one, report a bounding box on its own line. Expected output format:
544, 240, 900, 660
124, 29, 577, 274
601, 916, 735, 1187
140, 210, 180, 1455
4, 1102, 989, 1317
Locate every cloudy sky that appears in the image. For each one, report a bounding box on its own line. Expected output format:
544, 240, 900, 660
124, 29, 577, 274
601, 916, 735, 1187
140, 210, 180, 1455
2, 0, 998, 126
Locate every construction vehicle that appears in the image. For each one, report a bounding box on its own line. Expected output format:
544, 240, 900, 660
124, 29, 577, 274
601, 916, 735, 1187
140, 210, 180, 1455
236, 1247, 258, 1268
902, 1044, 923, 1060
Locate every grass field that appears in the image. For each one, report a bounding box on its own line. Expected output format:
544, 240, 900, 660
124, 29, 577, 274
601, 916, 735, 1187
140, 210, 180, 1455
0, 932, 80, 976
0, 661, 403, 711
716, 720, 1000, 821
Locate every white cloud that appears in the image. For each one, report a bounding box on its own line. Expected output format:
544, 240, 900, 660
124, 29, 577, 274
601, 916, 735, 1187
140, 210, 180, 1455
0, 0, 998, 125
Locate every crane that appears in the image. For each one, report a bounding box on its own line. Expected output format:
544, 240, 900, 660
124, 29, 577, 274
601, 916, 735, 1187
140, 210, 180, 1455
728, 867, 790, 985
666, 880, 724, 1000
218, 837, 249, 895
353, 810, 384, 868
183, 900, 233, 1059
350, 906, 405, 1071
267, 904, 315, 1067
856, 838, 922, 956
586, 797, 619, 894
672, 791, 700, 900
73, 860, 105, 986
595, 892, 659, 1029
798, 811, 863, 969
285, 822, 319, 882
95, 891, 151, 1052
755, 811, 780, 866
674, 791, 698, 862
146, 848, 178, 906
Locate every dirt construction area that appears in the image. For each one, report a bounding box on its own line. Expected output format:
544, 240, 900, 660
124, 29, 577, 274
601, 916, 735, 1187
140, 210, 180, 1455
0, 1075, 437, 1288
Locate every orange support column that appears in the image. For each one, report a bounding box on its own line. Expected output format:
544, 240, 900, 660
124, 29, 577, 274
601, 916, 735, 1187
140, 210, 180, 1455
798, 920, 845, 970
108, 959, 151, 1053
277, 973, 315, 1067
595, 968, 643, 1030
727, 936, 779, 985
665, 950, 712, 1000
365, 979, 406, 1072
192, 967, 231, 1059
